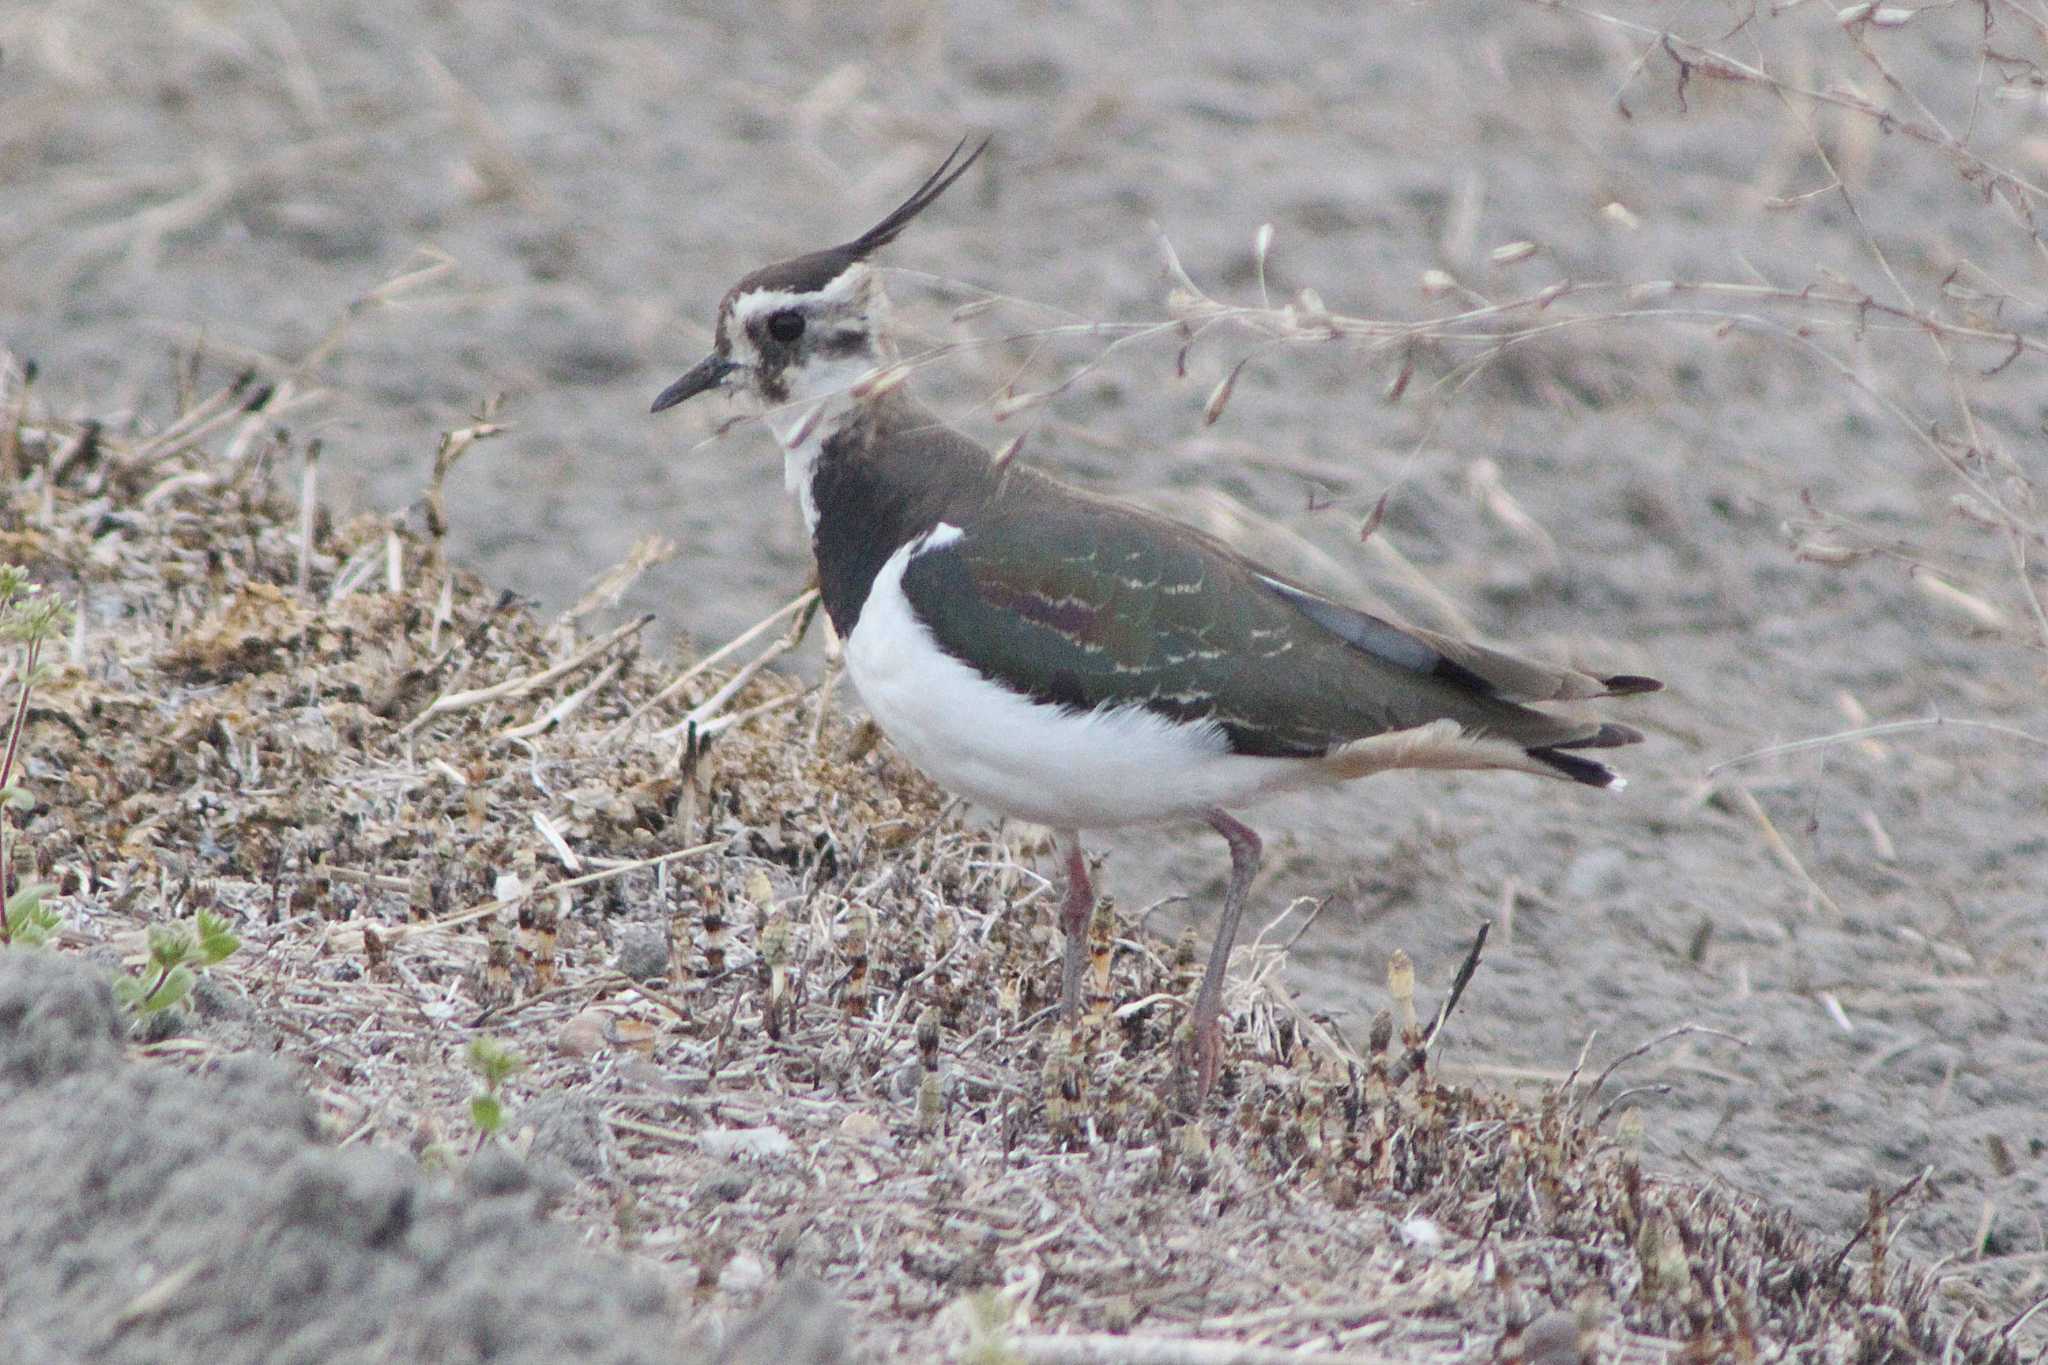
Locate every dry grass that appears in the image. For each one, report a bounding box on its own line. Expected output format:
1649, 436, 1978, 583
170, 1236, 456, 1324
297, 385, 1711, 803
0, 351, 2036, 1361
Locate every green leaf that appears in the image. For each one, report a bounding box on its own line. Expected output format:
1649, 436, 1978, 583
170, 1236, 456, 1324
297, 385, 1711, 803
0, 786, 32, 811
0, 585, 68, 646
145, 924, 195, 970
140, 964, 195, 1014
464, 1037, 525, 1090
24, 598, 72, 639
9, 915, 56, 948
5, 882, 54, 916
469, 1093, 504, 1135
194, 910, 240, 966
4, 888, 59, 948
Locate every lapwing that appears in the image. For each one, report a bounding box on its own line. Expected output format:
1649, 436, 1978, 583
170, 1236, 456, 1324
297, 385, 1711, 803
652, 138, 1659, 1096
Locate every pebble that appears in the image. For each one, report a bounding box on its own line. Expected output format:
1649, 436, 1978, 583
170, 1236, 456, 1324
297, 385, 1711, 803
696, 1126, 794, 1161
698, 1169, 754, 1204
717, 1252, 769, 1295
557, 1007, 609, 1058
614, 923, 671, 981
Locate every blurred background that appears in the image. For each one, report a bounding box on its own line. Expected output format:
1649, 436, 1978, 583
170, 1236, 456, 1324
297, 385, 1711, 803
4, 0, 2044, 1308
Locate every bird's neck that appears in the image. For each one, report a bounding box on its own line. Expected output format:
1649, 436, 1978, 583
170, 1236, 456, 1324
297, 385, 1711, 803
765, 391, 851, 535
770, 389, 999, 634
762, 342, 898, 532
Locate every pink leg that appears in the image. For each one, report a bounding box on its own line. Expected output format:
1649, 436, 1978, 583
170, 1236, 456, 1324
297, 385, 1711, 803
1056, 830, 1094, 1020
1186, 809, 1262, 1097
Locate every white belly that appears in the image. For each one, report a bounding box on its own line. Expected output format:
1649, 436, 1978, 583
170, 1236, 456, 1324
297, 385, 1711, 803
843, 532, 1325, 830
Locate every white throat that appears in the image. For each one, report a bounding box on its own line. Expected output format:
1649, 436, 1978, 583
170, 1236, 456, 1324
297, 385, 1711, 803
764, 390, 862, 535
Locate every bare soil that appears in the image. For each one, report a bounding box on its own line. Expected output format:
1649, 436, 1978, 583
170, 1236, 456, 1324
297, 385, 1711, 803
1, 0, 2044, 1358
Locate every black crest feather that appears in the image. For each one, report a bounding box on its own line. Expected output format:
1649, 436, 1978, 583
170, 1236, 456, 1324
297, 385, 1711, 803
841, 135, 990, 259
727, 136, 990, 299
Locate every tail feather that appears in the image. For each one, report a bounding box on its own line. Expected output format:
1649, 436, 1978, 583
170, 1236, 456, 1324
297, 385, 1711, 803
1526, 745, 1625, 788
1526, 714, 1651, 786
1264, 566, 1663, 791
1321, 714, 1649, 790
1544, 721, 1644, 751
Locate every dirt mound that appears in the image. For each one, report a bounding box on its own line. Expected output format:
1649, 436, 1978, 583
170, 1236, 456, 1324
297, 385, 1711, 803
0, 954, 687, 1364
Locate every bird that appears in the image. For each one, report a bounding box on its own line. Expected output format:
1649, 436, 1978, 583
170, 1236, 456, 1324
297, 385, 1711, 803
651, 138, 1659, 1096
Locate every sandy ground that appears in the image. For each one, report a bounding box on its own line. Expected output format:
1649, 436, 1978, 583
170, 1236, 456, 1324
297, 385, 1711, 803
4, 0, 2045, 1346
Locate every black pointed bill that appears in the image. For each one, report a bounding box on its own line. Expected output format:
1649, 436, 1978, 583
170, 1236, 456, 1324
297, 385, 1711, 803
650, 355, 740, 413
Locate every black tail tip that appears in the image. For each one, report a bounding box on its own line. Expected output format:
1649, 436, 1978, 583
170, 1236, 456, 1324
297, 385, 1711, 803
1602, 673, 1662, 696
1528, 746, 1624, 788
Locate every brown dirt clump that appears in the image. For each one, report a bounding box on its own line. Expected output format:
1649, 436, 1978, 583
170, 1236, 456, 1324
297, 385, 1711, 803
0, 360, 2033, 1361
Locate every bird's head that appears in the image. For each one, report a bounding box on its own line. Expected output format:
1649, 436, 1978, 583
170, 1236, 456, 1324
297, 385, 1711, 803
650, 137, 988, 417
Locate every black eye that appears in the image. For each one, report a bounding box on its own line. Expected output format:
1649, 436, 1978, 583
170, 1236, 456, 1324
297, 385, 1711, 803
766, 310, 805, 344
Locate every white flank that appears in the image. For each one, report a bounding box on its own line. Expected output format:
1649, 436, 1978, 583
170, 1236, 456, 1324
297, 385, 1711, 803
843, 527, 1347, 829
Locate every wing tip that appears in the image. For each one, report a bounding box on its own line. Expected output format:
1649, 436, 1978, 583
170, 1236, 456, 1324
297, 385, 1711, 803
1561, 721, 1646, 750
1527, 714, 1651, 786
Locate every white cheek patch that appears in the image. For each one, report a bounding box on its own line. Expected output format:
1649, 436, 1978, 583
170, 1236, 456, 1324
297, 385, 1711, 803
727, 267, 886, 408
784, 354, 885, 406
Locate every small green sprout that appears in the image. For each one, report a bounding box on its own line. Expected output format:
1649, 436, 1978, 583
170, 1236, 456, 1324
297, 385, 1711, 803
113, 909, 241, 1015
3, 879, 59, 947
956, 1291, 1022, 1365
465, 1036, 525, 1137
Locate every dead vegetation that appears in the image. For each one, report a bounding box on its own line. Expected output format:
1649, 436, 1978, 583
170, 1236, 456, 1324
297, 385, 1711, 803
0, 349, 2035, 1361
